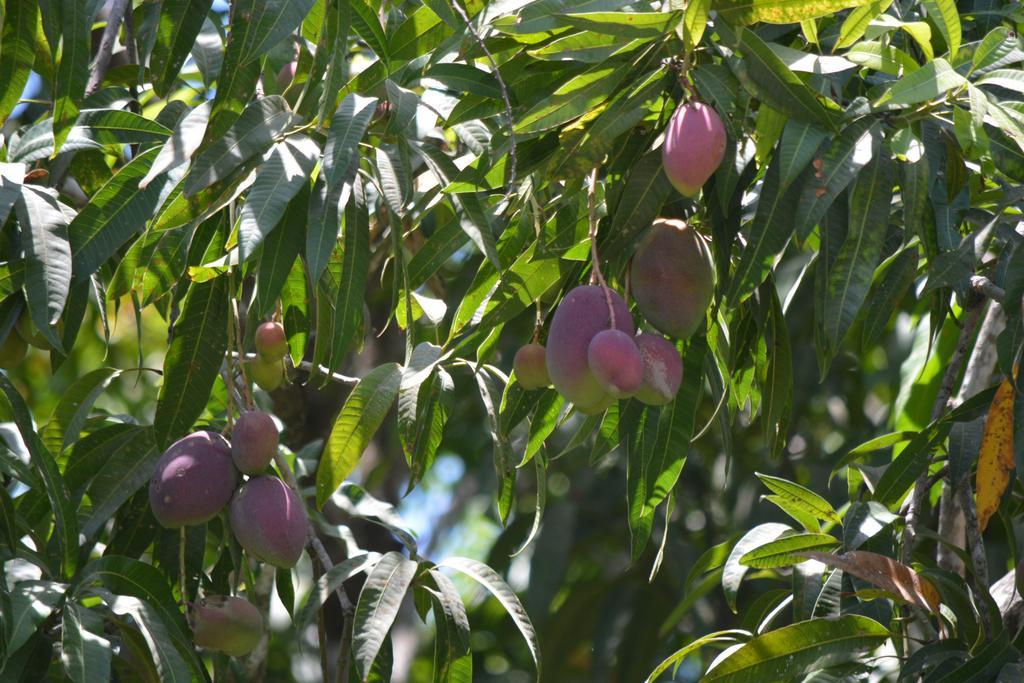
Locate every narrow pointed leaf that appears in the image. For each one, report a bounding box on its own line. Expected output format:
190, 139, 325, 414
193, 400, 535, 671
324, 93, 378, 188
235, 0, 316, 65
150, 0, 215, 96
16, 186, 71, 349
352, 551, 418, 680
0, 0, 37, 124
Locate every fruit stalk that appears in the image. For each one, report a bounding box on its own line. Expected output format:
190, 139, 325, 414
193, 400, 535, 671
587, 166, 617, 330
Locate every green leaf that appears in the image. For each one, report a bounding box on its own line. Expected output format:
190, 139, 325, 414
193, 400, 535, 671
235, 0, 315, 65
683, 0, 712, 48
0, 0, 37, 124
971, 27, 1019, 74
714, 0, 877, 25
976, 69, 1024, 95
875, 58, 966, 107
472, 365, 516, 524
424, 63, 501, 99
726, 154, 800, 306
0, 375, 78, 576
41, 368, 121, 454
861, 247, 919, 350
293, 554, 376, 633
61, 603, 112, 683
150, 0, 215, 96
250, 190, 305, 321
324, 93, 377, 188
835, 0, 893, 51
316, 363, 402, 507
515, 63, 630, 134
349, 0, 390, 64
845, 40, 919, 76
352, 551, 418, 681
873, 428, 947, 508
108, 596, 194, 683
0, 161, 24, 226
645, 630, 750, 683
757, 473, 841, 525
795, 118, 877, 241
8, 581, 67, 653
702, 615, 890, 681
201, 6, 263, 142
821, 147, 893, 364
557, 11, 681, 38
407, 211, 467, 289
738, 532, 840, 568
139, 102, 211, 189
306, 174, 348, 285
428, 569, 473, 683
153, 277, 230, 448
778, 120, 828, 190
626, 338, 704, 560
108, 226, 193, 307
921, 0, 960, 59
438, 557, 541, 677
52, 0, 100, 153
719, 24, 838, 129
238, 136, 318, 263
81, 427, 160, 537
603, 149, 673, 256
16, 186, 71, 350
186, 96, 293, 196
390, 5, 451, 61
69, 147, 169, 282
722, 523, 791, 612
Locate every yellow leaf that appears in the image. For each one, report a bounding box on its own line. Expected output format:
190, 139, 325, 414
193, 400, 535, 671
976, 378, 1016, 532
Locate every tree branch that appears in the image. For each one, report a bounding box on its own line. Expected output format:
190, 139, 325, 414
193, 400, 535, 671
230, 351, 360, 385
956, 480, 992, 638
86, 0, 131, 97
971, 275, 1006, 304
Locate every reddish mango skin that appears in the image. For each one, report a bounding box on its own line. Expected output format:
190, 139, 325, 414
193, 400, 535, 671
149, 432, 238, 528
661, 101, 727, 197
631, 219, 715, 340
231, 411, 279, 475
254, 322, 288, 360
0, 331, 27, 368
514, 343, 551, 390
229, 476, 307, 568
634, 333, 683, 406
276, 62, 297, 92
192, 596, 263, 657
546, 286, 633, 413
587, 329, 643, 398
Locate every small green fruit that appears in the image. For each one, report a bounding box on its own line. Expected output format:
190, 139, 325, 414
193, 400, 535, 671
249, 356, 284, 391
254, 321, 288, 361
513, 343, 550, 390
191, 596, 263, 657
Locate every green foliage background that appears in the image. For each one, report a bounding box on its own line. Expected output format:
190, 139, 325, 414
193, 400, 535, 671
0, 0, 1023, 680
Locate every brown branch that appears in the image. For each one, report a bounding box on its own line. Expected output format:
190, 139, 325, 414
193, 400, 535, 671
230, 351, 360, 385
956, 481, 992, 638
971, 275, 1006, 304
85, 0, 131, 97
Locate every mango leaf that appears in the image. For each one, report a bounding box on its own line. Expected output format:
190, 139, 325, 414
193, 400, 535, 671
7, 581, 67, 654
921, 0, 960, 59
424, 63, 501, 99
778, 120, 828, 190
821, 147, 893, 365
714, 0, 877, 25
139, 102, 211, 189
428, 569, 473, 682
235, 0, 316, 65
238, 136, 318, 263
16, 186, 71, 350
0, 162, 24, 226
108, 596, 193, 683
348, 0, 390, 64
42, 368, 121, 454
756, 473, 841, 524
739, 532, 839, 568
723, 523, 791, 612
976, 378, 1015, 532
803, 550, 940, 612
0, 0, 37, 124
150, 0, 215, 96
52, 0, 100, 153
702, 615, 889, 681
971, 27, 1019, 74
250, 191, 305, 321
81, 428, 160, 537
835, 0, 893, 50
472, 365, 517, 524
293, 554, 376, 633
0, 375, 78, 577
201, 4, 263, 142
438, 557, 541, 677
719, 24, 838, 130
515, 63, 630, 135
69, 147, 168, 282
153, 277, 229, 448
645, 630, 750, 683
352, 551, 418, 681
861, 247, 919, 350
61, 602, 112, 683
324, 93, 377, 188
185, 96, 293, 196
316, 363, 402, 507
875, 58, 966, 107
557, 11, 681, 38
873, 427, 948, 508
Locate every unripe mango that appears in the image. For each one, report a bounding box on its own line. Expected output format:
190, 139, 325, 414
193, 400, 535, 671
149, 432, 238, 527
513, 343, 550, 390
191, 595, 263, 657
661, 101, 727, 197
229, 476, 307, 568
249, 356, 284, 391
0, 331, 27, 368
631, 219, 714, 340
231, 411, 279, 475
634, 333, 683, 406
587, 329, 643, 398
254, 321, 288, 361
546, 285, 633, 414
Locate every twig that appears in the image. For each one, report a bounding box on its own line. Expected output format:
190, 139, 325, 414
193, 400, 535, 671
230, 351, 360, 385
448, 0, 517, 197
971, 275, 1006, 304
179, 527, 188, 607
587, 167, 616, 329
85, 0, 131, 97
956, 481, 992, 638
901, 301, 985, 564
229, 276, 255, 409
